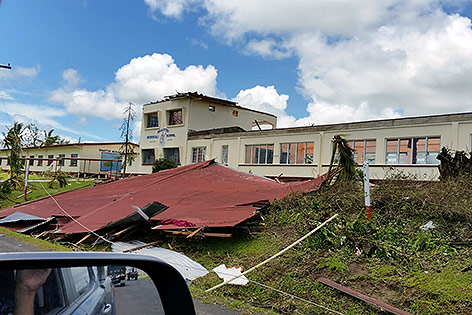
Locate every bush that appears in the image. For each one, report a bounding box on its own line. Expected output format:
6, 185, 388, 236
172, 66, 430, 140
152, 158, 177, 173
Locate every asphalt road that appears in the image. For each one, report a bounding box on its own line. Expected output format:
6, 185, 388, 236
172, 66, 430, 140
0, 234, 242, 315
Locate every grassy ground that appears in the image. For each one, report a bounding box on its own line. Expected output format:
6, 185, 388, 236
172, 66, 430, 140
0, 226, 71, 251
0, 180, 95, 208
169, 175, 472, 314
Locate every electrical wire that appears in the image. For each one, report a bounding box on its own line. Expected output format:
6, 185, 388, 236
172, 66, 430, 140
37, 183, 344, 314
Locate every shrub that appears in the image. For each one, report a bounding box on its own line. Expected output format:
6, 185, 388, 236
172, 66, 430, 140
152, 158, 177, 173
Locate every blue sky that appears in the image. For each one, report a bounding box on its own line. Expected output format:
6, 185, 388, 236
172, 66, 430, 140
1, 0, 472, 143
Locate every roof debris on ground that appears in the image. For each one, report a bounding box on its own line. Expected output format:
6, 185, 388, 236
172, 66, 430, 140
0, 160, 325, 240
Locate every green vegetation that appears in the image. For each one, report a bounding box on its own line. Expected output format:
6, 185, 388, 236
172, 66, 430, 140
0, 227, 71, 251
152, 158, 177, 173
0, 180, 94, 208
170, 175, 472, 314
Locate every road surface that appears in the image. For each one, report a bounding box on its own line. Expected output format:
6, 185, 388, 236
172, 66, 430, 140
0, 234, 241, 315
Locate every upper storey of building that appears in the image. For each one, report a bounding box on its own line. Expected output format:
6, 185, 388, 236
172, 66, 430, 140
141, 92, 277, 135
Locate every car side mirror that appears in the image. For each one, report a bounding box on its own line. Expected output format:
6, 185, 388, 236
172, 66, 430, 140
0, 252, 195, 315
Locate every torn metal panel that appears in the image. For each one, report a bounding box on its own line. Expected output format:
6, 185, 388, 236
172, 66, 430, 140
0, 212, 46, 224
112, 241, 208, 281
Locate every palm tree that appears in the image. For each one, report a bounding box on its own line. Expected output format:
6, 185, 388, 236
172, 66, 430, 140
42, 129, 69, 146
2, 122, 25, 188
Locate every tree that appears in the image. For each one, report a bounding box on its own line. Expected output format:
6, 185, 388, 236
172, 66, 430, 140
23, 123, 42, 147
42, 129, 69, 146
326, 135, 358, 184
2, 122, 25, 188
119, 102, 136, 177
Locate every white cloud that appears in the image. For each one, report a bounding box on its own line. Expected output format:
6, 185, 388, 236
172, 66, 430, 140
49, 53, 218, 120
144, 0, 200, 19
0, 65, 40, 80
144, 0, 472, 125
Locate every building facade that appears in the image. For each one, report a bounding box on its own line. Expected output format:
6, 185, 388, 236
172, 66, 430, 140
133, 93, 472, 180
0, 142, 139, 177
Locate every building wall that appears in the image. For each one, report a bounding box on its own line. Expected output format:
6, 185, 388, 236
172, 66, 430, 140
188, 115, 472, 180
0, 143, 135, 175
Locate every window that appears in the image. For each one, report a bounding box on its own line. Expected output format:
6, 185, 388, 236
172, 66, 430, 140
22, 155, 26, 165
280, 142, 314, 164
221, 145, 229, 164
192, 147, 206, 163
70, 154, 78, 166
208, 105, 215, 112
244, 144, 274, 164
141, 149, 155, 165
37, 155, 43, 166
69, 267, 91, 296
58, 154, 65, 166
145, 112, 159, 128
168, 109, 183, 125
385, 137, 440, 164
163, 148, 180, 164
29, 155, 34, 166
334, 140, 376, 164
47, 154, 54, 166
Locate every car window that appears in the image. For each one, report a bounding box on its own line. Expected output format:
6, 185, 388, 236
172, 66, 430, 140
69, 267, 91, 296
34, 269, 66, 315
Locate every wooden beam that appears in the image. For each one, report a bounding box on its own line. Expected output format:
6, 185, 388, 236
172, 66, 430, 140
110, 224, 139, 238
186, 227, 203, 238
163, 230, 232, 238
318, 277, 411, 315
122, 240, 161, 253
75, 233, 92, 245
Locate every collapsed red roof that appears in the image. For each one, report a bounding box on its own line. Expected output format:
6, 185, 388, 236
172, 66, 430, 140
0, 160, 325, 234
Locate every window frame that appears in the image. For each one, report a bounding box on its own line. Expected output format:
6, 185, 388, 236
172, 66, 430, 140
37, 155, 43, 166
58, 154, 65, 166
141, 149, 156, 165
280, 142, 314, 165
192, 147, 206, 163
29, 155, 34, 166
221, 145, 229, 164
168, 109, 183, 126
145, 112, 159, 129
244, 144, 274, 164
385, 136, 440, 165
70, 154, 78, 167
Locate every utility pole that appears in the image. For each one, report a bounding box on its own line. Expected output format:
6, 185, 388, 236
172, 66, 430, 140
120, 102, 135, 177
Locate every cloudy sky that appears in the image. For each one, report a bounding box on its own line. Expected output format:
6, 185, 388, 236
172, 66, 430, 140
1, 0, 472, 142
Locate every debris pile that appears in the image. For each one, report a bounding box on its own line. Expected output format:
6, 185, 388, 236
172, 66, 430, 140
0, 160, 325, 244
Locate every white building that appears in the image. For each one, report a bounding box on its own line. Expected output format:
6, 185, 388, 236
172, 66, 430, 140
133, 92, 472, 180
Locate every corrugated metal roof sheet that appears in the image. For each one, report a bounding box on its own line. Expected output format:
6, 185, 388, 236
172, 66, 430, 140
0, 212, 46, 224
112, 241, 208, 281
0, 160, 325, 234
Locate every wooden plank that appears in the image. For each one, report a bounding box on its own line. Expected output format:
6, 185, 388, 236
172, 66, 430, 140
122, 240, 161, 253
318, 277, 411, 315
186, 227, 203, 238
110, 224, 139, 237
75, 233, 91, 245
163, 230, 232, 238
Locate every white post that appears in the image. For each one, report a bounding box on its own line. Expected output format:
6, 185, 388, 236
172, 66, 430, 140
24, 162, 29, 201
363, 160, 371, 221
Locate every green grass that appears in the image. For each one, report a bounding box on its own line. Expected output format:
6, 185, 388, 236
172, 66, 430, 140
0, 226, 71, 251
168, 177, 472, 314
0, 180, 95, 208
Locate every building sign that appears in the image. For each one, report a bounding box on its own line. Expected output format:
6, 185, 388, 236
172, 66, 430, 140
100, 152, 122, 172
145, 128, 176, 146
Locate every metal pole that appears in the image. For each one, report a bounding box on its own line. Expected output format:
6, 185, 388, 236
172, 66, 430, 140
363, 160, 371, 221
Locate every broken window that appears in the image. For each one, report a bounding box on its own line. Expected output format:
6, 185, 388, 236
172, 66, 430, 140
58, 154, 65, 166
70, 154, 78, 166
221, 145, 229, 164
164, 148, 180, 164
192, 147, 206, 163
145, 112, 159, 128
244, 144, 274, 164
334, 140, 376, 164
385, 137, 440, 164
280, 142, 314, 164
141, 149, 155, 165
168, 109, 183, 126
